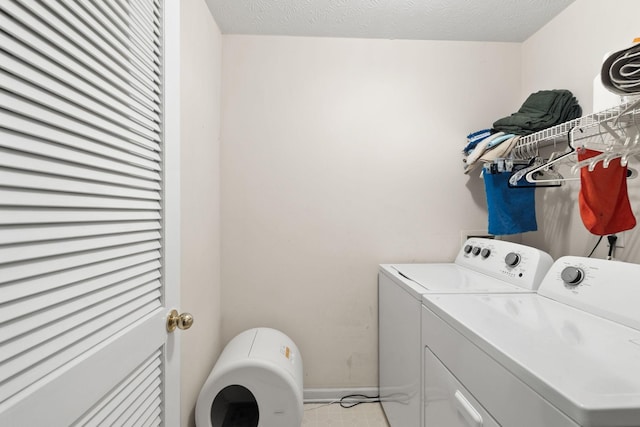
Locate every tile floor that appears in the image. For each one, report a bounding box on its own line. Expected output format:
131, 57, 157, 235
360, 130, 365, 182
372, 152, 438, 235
302, 402, 390, 427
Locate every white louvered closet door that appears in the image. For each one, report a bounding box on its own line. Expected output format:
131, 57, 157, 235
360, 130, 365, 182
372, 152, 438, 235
0, 0, 181, 426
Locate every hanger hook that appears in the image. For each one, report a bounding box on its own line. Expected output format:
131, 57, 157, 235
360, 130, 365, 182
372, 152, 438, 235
568, 126, 583, 150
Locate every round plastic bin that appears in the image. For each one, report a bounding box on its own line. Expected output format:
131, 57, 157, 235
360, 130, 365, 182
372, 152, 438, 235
195, 328, 303, 427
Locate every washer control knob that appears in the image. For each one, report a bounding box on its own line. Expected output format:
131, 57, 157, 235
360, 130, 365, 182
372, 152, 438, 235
504, 252, 521, 267
472, 247, 481, 256
464, 245, 473, 254
481, 248, 491, 258
561, 267, 584, 286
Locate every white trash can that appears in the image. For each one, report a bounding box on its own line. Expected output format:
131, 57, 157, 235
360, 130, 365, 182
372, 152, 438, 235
195, 328, 303, 427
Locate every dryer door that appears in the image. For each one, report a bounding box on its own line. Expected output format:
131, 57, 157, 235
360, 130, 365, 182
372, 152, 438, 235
424, 348, 499, 427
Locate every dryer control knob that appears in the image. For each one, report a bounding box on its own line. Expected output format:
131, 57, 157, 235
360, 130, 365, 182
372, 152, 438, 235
561, 267, 584, 285
504, 252, 521, 267
464, 245, 473, 254
472, 247, 481, 256
481, 248, 491, 258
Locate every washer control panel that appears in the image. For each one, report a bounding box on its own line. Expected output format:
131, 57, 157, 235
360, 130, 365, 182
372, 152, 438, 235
538, 256, 640, 331
456, 238, 554, 291
560, 266, 585, 286
504, 252, 521, 267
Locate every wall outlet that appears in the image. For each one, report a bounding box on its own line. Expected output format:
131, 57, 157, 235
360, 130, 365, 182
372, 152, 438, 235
609, 232, 625, 248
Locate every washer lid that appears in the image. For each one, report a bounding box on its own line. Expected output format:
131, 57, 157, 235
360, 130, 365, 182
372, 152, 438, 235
423, 293, 640, 426
387, 263, 532, 294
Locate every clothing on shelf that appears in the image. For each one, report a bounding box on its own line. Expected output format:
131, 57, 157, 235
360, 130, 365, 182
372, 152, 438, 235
478, 135, 520, 164
463, 129, 493, 154
465, 100, 640, 237
463, 133, 520, 174
463, 132, 505, 173
493, 90, 582, 135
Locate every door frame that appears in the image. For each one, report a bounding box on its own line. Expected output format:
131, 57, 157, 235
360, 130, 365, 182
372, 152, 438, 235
161, 0, 182, 425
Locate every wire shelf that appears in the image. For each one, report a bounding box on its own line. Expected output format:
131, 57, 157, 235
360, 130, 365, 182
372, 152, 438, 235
513, 101, 640, 154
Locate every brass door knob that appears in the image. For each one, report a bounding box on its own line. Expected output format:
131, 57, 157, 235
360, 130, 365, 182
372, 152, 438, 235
167, 309, 194, 332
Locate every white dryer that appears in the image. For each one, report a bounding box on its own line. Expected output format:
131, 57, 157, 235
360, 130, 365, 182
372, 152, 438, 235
421, 256, 640, 427
379, 238, 553, 427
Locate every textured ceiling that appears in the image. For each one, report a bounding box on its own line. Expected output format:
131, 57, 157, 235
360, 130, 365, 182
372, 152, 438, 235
205, 0, 576, 42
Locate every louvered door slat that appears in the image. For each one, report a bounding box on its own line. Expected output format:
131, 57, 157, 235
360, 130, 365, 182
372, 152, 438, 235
54, 0, 160, 93
0, 118, 161, 171
99, 1, 161, 62
137, 403, 162, 427
1, 149, 160, 190
0, 221, 161, 245
36, 0, 161, 98
0, 30, 160, 130
130, 0, 160, 35
0, 51, 159, 140
126, 396, 162, 427
0, 208, 161, 225
0, 0, 170, 423
0, 188, 161, 210
143, 0, 162, 24
143, 410, 163, 427
5, 1, 159, 107
50, 0, 161, 90
0, 169, 160, 200
73, 353, 161, 426
1, 241, 160, 284
0, 131, 161, 180
112, 377, 162, 426
63, 0, 156, 68
0, 11, 160, 120
113, 0, 132, 20
0, 281, 161, 363
57, 0, 159, 95
137, 0, 160, 19
117, 0, 161, 54
0, 302, 162, 403
0, 69, 159, 148
1, 279, 161, 351
126, 394, 162, 427
0, 230, 161, 264
79, 0, 160, 75
2, 90, 160, 158
4, 260, 162, 316
56, 1, 160, 85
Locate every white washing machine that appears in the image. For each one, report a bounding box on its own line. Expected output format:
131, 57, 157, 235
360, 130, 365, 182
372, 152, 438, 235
379, 238, 553, 427
421, 256, 640, 427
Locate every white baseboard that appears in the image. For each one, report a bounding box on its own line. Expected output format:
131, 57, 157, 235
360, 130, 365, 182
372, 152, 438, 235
303, 387, 380, 403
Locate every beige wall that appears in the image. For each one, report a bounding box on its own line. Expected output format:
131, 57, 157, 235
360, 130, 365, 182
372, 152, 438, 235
180, 1, 222, 426
220, 35, 521, 388
520, 0, 640, 261
180, 0, 638, 406
522, 0, 640, 116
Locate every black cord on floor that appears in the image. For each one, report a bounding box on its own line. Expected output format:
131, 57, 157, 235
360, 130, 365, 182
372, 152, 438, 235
339, 393, 381, 408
